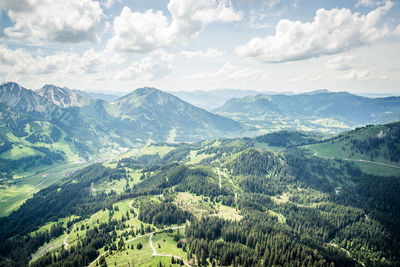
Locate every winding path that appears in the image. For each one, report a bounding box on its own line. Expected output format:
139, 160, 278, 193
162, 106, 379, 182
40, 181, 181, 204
217, 168, 222, 189
149, 226, 190, 266
87, 200, 190, 267
308, 147, 400, 169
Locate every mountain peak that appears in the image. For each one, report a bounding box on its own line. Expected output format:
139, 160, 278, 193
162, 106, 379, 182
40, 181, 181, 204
303, 89, 331, 95
0, 82, 51, 113
37, 84, 85, 108
116, 87, 175, 105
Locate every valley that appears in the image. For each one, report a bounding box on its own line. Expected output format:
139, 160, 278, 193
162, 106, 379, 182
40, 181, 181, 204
0, 83, 399, 267
1, 124, 400, 266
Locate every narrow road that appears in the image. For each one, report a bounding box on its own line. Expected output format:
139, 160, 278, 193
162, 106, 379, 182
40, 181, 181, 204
62, 232, 70, 250
308, 147, 400, 169
149, 226, 190, 266
87, 199, 189, 267
327, 241, 365, 267
62, 224, 76, 250
87, 250, 109, 267
126, 200, 138, 222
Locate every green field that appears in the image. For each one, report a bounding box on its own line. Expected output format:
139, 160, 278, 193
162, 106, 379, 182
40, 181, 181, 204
304, 143, 400, 176
0, 161, 92, 217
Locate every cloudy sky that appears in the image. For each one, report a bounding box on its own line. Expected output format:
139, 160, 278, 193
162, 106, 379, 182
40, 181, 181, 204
0, 0, 399, 94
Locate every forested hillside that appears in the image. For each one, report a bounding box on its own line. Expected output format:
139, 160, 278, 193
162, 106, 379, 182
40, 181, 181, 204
0, 123, 399, 266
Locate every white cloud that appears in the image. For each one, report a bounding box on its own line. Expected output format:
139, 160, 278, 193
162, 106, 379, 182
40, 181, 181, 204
247, 10, 274, 29
344, 70, 371, 80
0, 45, 111, 77
107, 0, 241, 54
181, 48, 224, 59
106, 8, 173, 53
289, 75, 323, 82
102, 0, 120, 9
236, 1, 395, 63
394, 24, 400, 35
240, 0, 283, 8
356, 0, 382, 8
115, 51, 174, 81
1, 0, 103, 43
188, 63, 270, 82
326, 55, 355, 71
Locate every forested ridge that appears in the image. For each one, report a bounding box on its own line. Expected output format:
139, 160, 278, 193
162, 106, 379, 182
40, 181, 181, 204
0, 124, 399, 266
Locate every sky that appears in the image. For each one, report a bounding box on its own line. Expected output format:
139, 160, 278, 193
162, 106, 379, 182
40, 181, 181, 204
0, 0, 399, 94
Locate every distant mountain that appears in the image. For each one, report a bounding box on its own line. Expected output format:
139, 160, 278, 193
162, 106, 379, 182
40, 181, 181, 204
112, 87, 242, 142
0, 83, 244, 178
215, 91, 400, 133
36, 84, 87, 108
85, 92, 120, 102
170, 89, 268, 110
0, 82, 55, 113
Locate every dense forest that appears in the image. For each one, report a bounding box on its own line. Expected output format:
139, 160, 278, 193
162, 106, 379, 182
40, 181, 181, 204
0, 126, 399, 266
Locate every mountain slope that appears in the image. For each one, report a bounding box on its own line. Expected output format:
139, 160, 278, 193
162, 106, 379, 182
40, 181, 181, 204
0, 82, 55, 114
36, 84, 87, 108
2, 122, 400, 266
0, 83, 245, 179
304, 121, 400, 176
112, 87, 242, 142
216, 91, 400, 133
0, 103, 70, 180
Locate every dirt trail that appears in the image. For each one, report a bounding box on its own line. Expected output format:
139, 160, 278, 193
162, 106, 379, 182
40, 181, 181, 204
149, 226, 190, 266
308, 147, 400, 169
87, 201, 189, 267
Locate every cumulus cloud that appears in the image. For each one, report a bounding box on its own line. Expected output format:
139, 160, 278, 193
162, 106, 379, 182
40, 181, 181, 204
181, 48, 225, 59
115, 51, 174, 80
0, 45, 111, 76
356, 0, 382, 8
107, 0, 241, 54
1, 0, 103, 43
106, 8, 173, 53
289, 75, 323, 82
394, 24, 400, 36
345, 70, 371, 80
188, 63, 270, 82
102, 0, 121, 9
326, 55, 355, 71
236, 1, 396, 63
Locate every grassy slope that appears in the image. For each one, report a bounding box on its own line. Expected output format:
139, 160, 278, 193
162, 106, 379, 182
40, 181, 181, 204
303, 124, 400, 176
9, 126, 400, 266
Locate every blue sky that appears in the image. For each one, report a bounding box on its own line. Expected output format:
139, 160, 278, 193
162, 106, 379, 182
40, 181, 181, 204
0, 0, 399, 94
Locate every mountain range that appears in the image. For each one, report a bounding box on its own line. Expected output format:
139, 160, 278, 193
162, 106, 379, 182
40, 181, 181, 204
215, 91, 400, 133
0, 82, 242, 178
1, 82, 400, 179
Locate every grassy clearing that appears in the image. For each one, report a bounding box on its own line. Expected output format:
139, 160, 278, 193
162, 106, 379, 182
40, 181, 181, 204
0, 162, 91, 217
174, 192, 242, 221
353, 161, 400, 177
0, 145, 39, 160
107, 235, 152, 266
253, 142, 285, 152
30, 216, 78, 236
271, 192, 290, 204
152, 229, 187, 259
118, 144, 175, 161
304, 143, 400, 177
188, 150, 215, 164
30, 233, 67, 264
105, 234, 184, 267
268, 210, 286, 224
